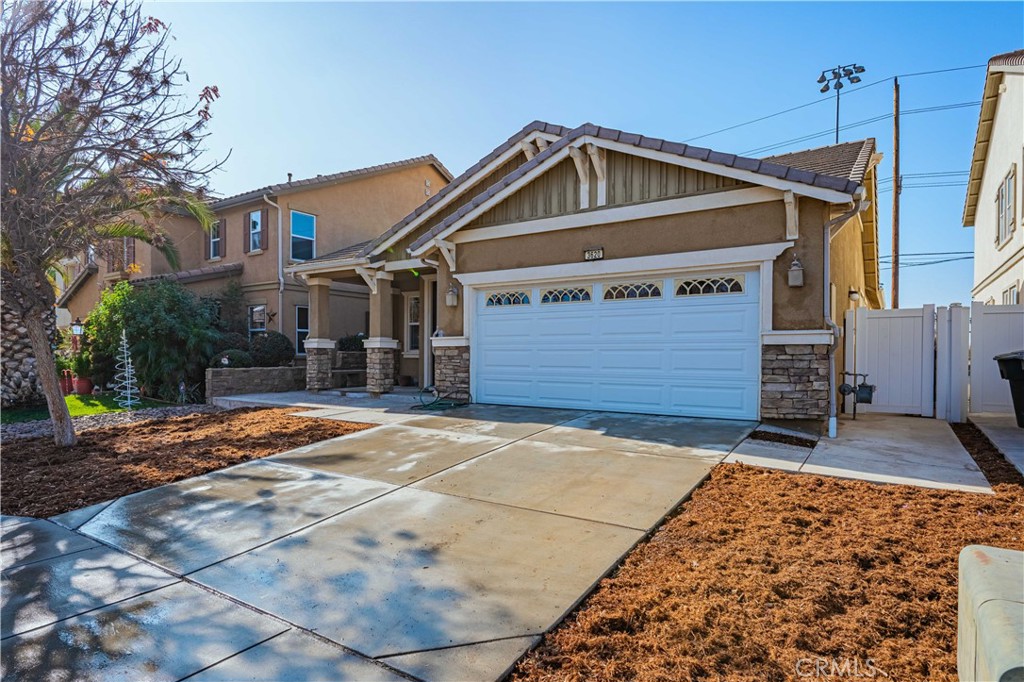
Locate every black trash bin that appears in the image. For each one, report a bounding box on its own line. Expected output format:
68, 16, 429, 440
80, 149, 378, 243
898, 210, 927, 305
994, 351, 1024, 428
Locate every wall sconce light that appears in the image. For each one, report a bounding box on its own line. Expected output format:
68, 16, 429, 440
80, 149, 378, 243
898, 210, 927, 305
445, 283, 459, 308
848, 288, 861, 302
787, 256, 804, 287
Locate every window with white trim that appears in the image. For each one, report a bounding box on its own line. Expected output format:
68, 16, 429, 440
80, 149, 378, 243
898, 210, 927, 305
603, 282, 662, 300
247, 211, 262, 252
485, 291, 531, 306
675, 275, 744, 297
996, 165, 1016, 246
247, 304, 267, 339
291, 211, 316, 261
295, 305, 309, 354
404, 293, 421, 356
541, 286, 592, 304
209, 221, 222, 259
1003, 283, 1020, 305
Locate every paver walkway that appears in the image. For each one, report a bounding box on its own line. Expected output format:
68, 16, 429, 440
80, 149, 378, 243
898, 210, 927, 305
2, 402, 754, 681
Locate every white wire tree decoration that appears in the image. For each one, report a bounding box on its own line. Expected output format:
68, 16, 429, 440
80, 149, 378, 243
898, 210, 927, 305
113, 329, 140, 410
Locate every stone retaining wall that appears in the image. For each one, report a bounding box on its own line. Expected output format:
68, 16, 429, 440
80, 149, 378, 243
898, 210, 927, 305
2, 300, 56, 408
205, 366, 306, 402
435, 346, 470, 400
760, 344, 830, 420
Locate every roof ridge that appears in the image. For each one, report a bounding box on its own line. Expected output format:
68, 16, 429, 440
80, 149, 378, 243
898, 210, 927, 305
761, 138, 872, 161
211, 155, 452, 209
353, 120, 570, 258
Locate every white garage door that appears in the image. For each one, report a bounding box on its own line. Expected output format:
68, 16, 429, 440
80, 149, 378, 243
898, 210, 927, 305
473, 270, 761, 419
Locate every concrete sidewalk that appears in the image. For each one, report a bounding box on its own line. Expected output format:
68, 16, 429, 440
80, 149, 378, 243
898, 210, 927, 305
726, 413, 993, 494
971, 413, 1024, 477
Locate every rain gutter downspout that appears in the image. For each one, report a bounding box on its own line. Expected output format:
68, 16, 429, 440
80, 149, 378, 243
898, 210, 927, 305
823, 198, 869, 438
262, 194, 285, 333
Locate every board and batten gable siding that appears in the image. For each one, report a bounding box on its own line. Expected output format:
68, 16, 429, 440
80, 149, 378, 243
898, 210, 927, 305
463, 151, 750, 231
386, 153, 529, 259
603, 150, 746, 206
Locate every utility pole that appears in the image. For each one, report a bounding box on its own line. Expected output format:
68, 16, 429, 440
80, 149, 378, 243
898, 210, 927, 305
892, 76, 901, 309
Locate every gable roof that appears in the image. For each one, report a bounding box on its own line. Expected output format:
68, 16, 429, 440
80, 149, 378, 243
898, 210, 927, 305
408, 123, 872, 253
354, 120, 571, 259
55, 262, 98, 308
963, 48, 1024, 227
211, 155, 453, 211
129, 261, 244, 286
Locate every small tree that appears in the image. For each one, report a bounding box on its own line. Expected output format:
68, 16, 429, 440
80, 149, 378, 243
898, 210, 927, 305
1, 0, 221, 446
113, 329, 139, 410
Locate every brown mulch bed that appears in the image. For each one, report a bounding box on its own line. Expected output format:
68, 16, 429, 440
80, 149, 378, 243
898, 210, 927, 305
952, 421, 1024, 487
513, 447, 1024, 681
1, 408, 371, 519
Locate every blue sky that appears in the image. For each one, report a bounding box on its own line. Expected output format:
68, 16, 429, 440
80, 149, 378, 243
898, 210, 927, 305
149, 1, 1022, 307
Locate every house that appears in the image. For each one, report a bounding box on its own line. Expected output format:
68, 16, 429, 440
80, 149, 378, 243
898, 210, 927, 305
964, 49, 1024, 305
286, 121, 883, 432
56, 156, 453, 354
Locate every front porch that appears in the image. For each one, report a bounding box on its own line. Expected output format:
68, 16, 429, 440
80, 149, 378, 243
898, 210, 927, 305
294, 254, 471, 400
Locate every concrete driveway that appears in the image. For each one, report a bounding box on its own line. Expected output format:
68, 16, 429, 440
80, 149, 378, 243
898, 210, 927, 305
1, 404, 754, 682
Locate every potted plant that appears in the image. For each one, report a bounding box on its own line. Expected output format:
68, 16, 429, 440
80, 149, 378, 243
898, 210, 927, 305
71, 352, 94, 395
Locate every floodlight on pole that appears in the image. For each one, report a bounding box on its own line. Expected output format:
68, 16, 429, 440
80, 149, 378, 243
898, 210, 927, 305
816, 63, 867, 144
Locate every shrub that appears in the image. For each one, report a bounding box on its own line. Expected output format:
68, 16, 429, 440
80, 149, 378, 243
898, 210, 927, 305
250, 331, 295, 367
87, 280, 221, 401
213, 331, 250, 355
210, 349, 254, 368
336, 333, 366, 352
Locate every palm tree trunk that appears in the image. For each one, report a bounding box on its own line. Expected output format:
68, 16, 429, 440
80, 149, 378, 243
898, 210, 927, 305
23, 312, 77, 447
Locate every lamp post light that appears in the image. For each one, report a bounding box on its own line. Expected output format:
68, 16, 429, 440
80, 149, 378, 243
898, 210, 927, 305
816, 64, 866, 144
70, 317, 84, 352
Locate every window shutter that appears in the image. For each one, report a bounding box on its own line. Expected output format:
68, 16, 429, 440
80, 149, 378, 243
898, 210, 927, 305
260, 208, 269, 250
243, 214, 251, 253
996, 197, 1001, 245
127, 238, 136, 267
205, 224, 212, 260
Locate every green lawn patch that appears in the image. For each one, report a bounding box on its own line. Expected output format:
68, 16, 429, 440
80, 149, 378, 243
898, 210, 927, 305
1, 394, 162, 425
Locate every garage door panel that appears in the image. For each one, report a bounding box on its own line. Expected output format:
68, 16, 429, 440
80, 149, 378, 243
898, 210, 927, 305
598, 349, 665, 371
535, 349, 594, 369
475, 270, 760, 419
668, 383, 758, 418
535, 380, 596, 405
667, 308, 756, 335
667, 347, 758, 373
478, 348, 534, 370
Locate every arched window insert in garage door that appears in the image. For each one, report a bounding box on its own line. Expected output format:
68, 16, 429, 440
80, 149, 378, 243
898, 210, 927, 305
485, 291, 531, 307
675, 275, 745, 297
602, 282, 663, 300
541, 287, 592, 304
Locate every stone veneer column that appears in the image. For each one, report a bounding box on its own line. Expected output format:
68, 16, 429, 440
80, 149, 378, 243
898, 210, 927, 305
432, 337, 470, 401
304, 338, 336, 391
364, 338, 398, 395
760, 343, 831, 420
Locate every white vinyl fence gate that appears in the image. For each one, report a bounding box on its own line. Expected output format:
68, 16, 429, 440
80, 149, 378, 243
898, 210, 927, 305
969, 303, 1024, 414
845, 303, 1023, 421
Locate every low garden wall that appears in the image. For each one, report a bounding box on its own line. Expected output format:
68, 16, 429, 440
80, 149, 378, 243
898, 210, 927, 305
205, 366, 306, 402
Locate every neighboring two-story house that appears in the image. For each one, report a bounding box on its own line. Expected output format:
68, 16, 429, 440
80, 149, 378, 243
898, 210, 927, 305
964, 49, 1024, 305
57, 156, 452, 354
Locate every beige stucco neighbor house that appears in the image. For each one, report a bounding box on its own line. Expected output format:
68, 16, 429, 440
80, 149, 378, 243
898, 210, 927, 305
964, 49, 1024, 305
57, 156, 452, 354
287, 121, 883, 433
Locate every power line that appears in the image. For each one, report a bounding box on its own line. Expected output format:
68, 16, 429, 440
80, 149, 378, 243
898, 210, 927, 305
682, 64, 985, 144
879, 256, 973, 270
880, 251, 972, 259
879, 171, 968, 183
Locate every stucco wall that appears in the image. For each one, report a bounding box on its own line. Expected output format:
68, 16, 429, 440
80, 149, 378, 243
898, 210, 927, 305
972, 70, 1023, 303
456, 196, 830, 330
